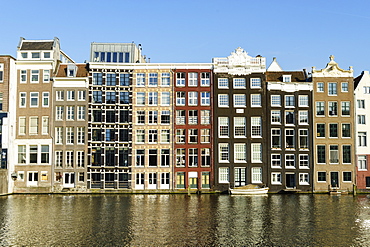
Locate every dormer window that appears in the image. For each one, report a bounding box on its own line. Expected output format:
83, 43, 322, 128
67, 64, 77, 77
32, 52, 40, 59
283, 75, 291, 82
21, 52, 28, 59
44, 52, 50, 59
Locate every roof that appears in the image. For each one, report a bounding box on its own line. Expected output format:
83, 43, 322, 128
267, 57, 283, 72
55, 64, 89, 77
266, 71, 307, 82
20, 41, 54, 50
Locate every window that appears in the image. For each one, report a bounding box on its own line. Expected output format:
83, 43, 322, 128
341, 82, 349, 92
341, 102, 350, 116
188, 110, 198, 124
77, 127, 85, 144
176, 148, 185, 166
176, 92, 185, 106
285, 111, 294, 125
161, 110, 170, 124
358, 99, 365, 109
188, 72, 198, 86
201, 92, 210, 106
286, 129, 294, 149
149, 149, 158, 167
359, 132, 367, 147
176, 110, 185, 124
286, 154, 295, 168
271, 110, 281, 124
251, 94, 261, 107
106, 92, 116, 104
42, 116, 49, 135
201, 148, 210, 166
342, 124, 351, 138
234, 94, 246, 107
318, 172, 326, 182
92, 110, 102, 122
234, 143, 246, 162
176, 172, 185, 188
20, 70, 27, 83
136, 130, 145, 143
41, 145, 49, 164
233, 78, 246, 88
148, 110, 158, 124
316, 102, 325, 116
251, 143, 262, 163
251, 167, 262, 183
201, 129, 210, 143
136, 92, 145, 105
364, 86, 370, 94
271, 95, 281, 106
66, 151, 74, 167
299, 155, 309, 168
120, 110, 129, 123
105, 129, 116, 142
31, 52, 40, 59
21, 52, 28, 58
299, 173, 309, 185
201, 110, 210, 125
161, 73, 170, 86
18, 145, 26, 163
283, 75, 291, 82
120, 92, 129, 104
188, 92, 198, 106
55, 127, 63, 144
136, 173, 144, 186
161, 92, 170, 106
29, 116, 38, 135
29, 145, 38, 163
316, 124, 325, 137
67, 90, 75, 101
271, 172, 282, 185
234, 117, 246, 137
251, 78, 261, 88
119, 129, 129, 142
317, 145, 326, 163
31, 70, 39, 82
66, 127, 74, 144
136, 150, 145, 167
343, 145, 351, 164
77, 151, 84, 167
77, 106, 85, 120
329, 123, 338, 138
66, 106, 75, 120
30, 92, 39, 107
218, 94, 229, 107
189, 148, 198, 167
318, 82, 324, 92
218, 78, 228, 88
358, 115, 366, 124
161, 149, 170, 167
188, 129, 198, 143
43, 70, 50, 82
285, 95, 294, 107
251, 117, 261, 137
19, 117, 26, 135
328, 82, 337, 95
219, 117, 229, 137
299, 111, 308, 124
106, 73, 116, 86
299, 129, 309, 149
219, 167, 229, 183
136, 73, 145, 86
92, 73, 103, 85
329, 145, 339, 163
201, 72, 210, 86
271, 154, 281, 167
120, 73, 130, 86
328, 102, 338, 116
56, 106, 64, 121
299, 95, 309, 107
148, 73, 158, 86
202, 172, 210, 188
160, 129, 170, 143
148, 129, 158, 143
271, 129, 281, 149
176, 72, 185, 86
219, 143, 229, 162
20, 92, 26, 107
55, 151, 63, 167
358, 155, 367, 170
92, 91, 102, 103
343, 172, 352, 182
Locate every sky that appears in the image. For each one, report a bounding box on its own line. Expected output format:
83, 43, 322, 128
1, 0, 370, 76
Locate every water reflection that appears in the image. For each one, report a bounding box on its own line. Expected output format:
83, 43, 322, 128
0, 194, 369, 246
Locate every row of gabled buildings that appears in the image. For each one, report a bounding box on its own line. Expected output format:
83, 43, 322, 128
0, 37, 369, 194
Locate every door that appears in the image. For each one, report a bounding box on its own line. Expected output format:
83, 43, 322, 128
234, 168, 246, 187
27, 172, 38, 187
189, 178, 198, 189
330, 172, 339, 188
64, 172, 75, 188
148, 173, 157, 189
286, 173, 296, 188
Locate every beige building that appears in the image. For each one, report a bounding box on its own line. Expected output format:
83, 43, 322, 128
312, 56, 355, 193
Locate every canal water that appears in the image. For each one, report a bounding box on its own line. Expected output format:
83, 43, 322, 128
0, 194, 369, 246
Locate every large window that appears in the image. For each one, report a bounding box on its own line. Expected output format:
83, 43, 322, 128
251, 94, 261, 107
149, 149, 158, 167
316, 102, 325, 116
359, 132, 367, 147
251, 143, 262, 163
271, 129, 281, 149
136, 149, 145, 166
219, 143, 229, 162
271, 173, 282, 185
201, 148, 211, 167
176, 129, 185, 143
317, 145, 326, 163
329, 123, 338, 138
106, 73, 116, 86
18, 146, 26, 164
136, 110, 145, 124
176, 72, 185, 86
299, 95, 309, 107
251, 117, 261, 137
234, 94, 246, 107
136, 73, 145, 86
201, 129, 210, 143
299, 111, 308, 124
218, 94, 229, 107
286, 129, 294, 149
358, 115, 366, 125
93, 91, 102, 103
148, 110, 158, 124
317, 82, 324, 92
341, 101, 350, 116
176, 110, 185, 124
66, 127, 74, 144
161, 73, 170, 86
271, 110, 281, 124
234, 117, 246, 137
176, 92, 185, 106
161, 92, 170, 106
299, 155, 309, 168
299, 173, 309, 185
188, 129, 198, 143
233, 78, 246, 88
148, 130, 158, 143
285, 111, 294, 125
271, 154, 281, 167
328, 102, 338, 116
285, 154, 295, 168
120, 92, 129, 104
250, 78, 261, 88
148, 73, 158, 86
201, 72, 210, 86
219, 117, 229, 137
106, 92, 116, 104
161, 149, 170, 167
29, 116, 38, 135
188, 72, 198, 86
188, 110, 198, 125
251, 167, 262, 183
358, 155, 367, 170
136, 92, 145, 105
219, 167, 229, 183
93, 73, 103, 85
148, 92, 158, 105
201, 110, 210, 125
218, 78, 228, 88
271, 95, 281, 106
201, 92, 210, 106
299, 129, 309, 149
161, 110, 170, 124
30, 92, 39, 107
343, 145, 351, 164
188, 92, 198, 106
329, 145, 339, 163
358, 99, 365, 109
317, 123, 325, 137
120, 73, 130, 86
189, 148, 198, 167
285, 96, 294, 107
342, 124, 351, 138
328, 82, 337, 95
234, 143, 246, 162
160, 129, 170, 143
176, 149, 185, 166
